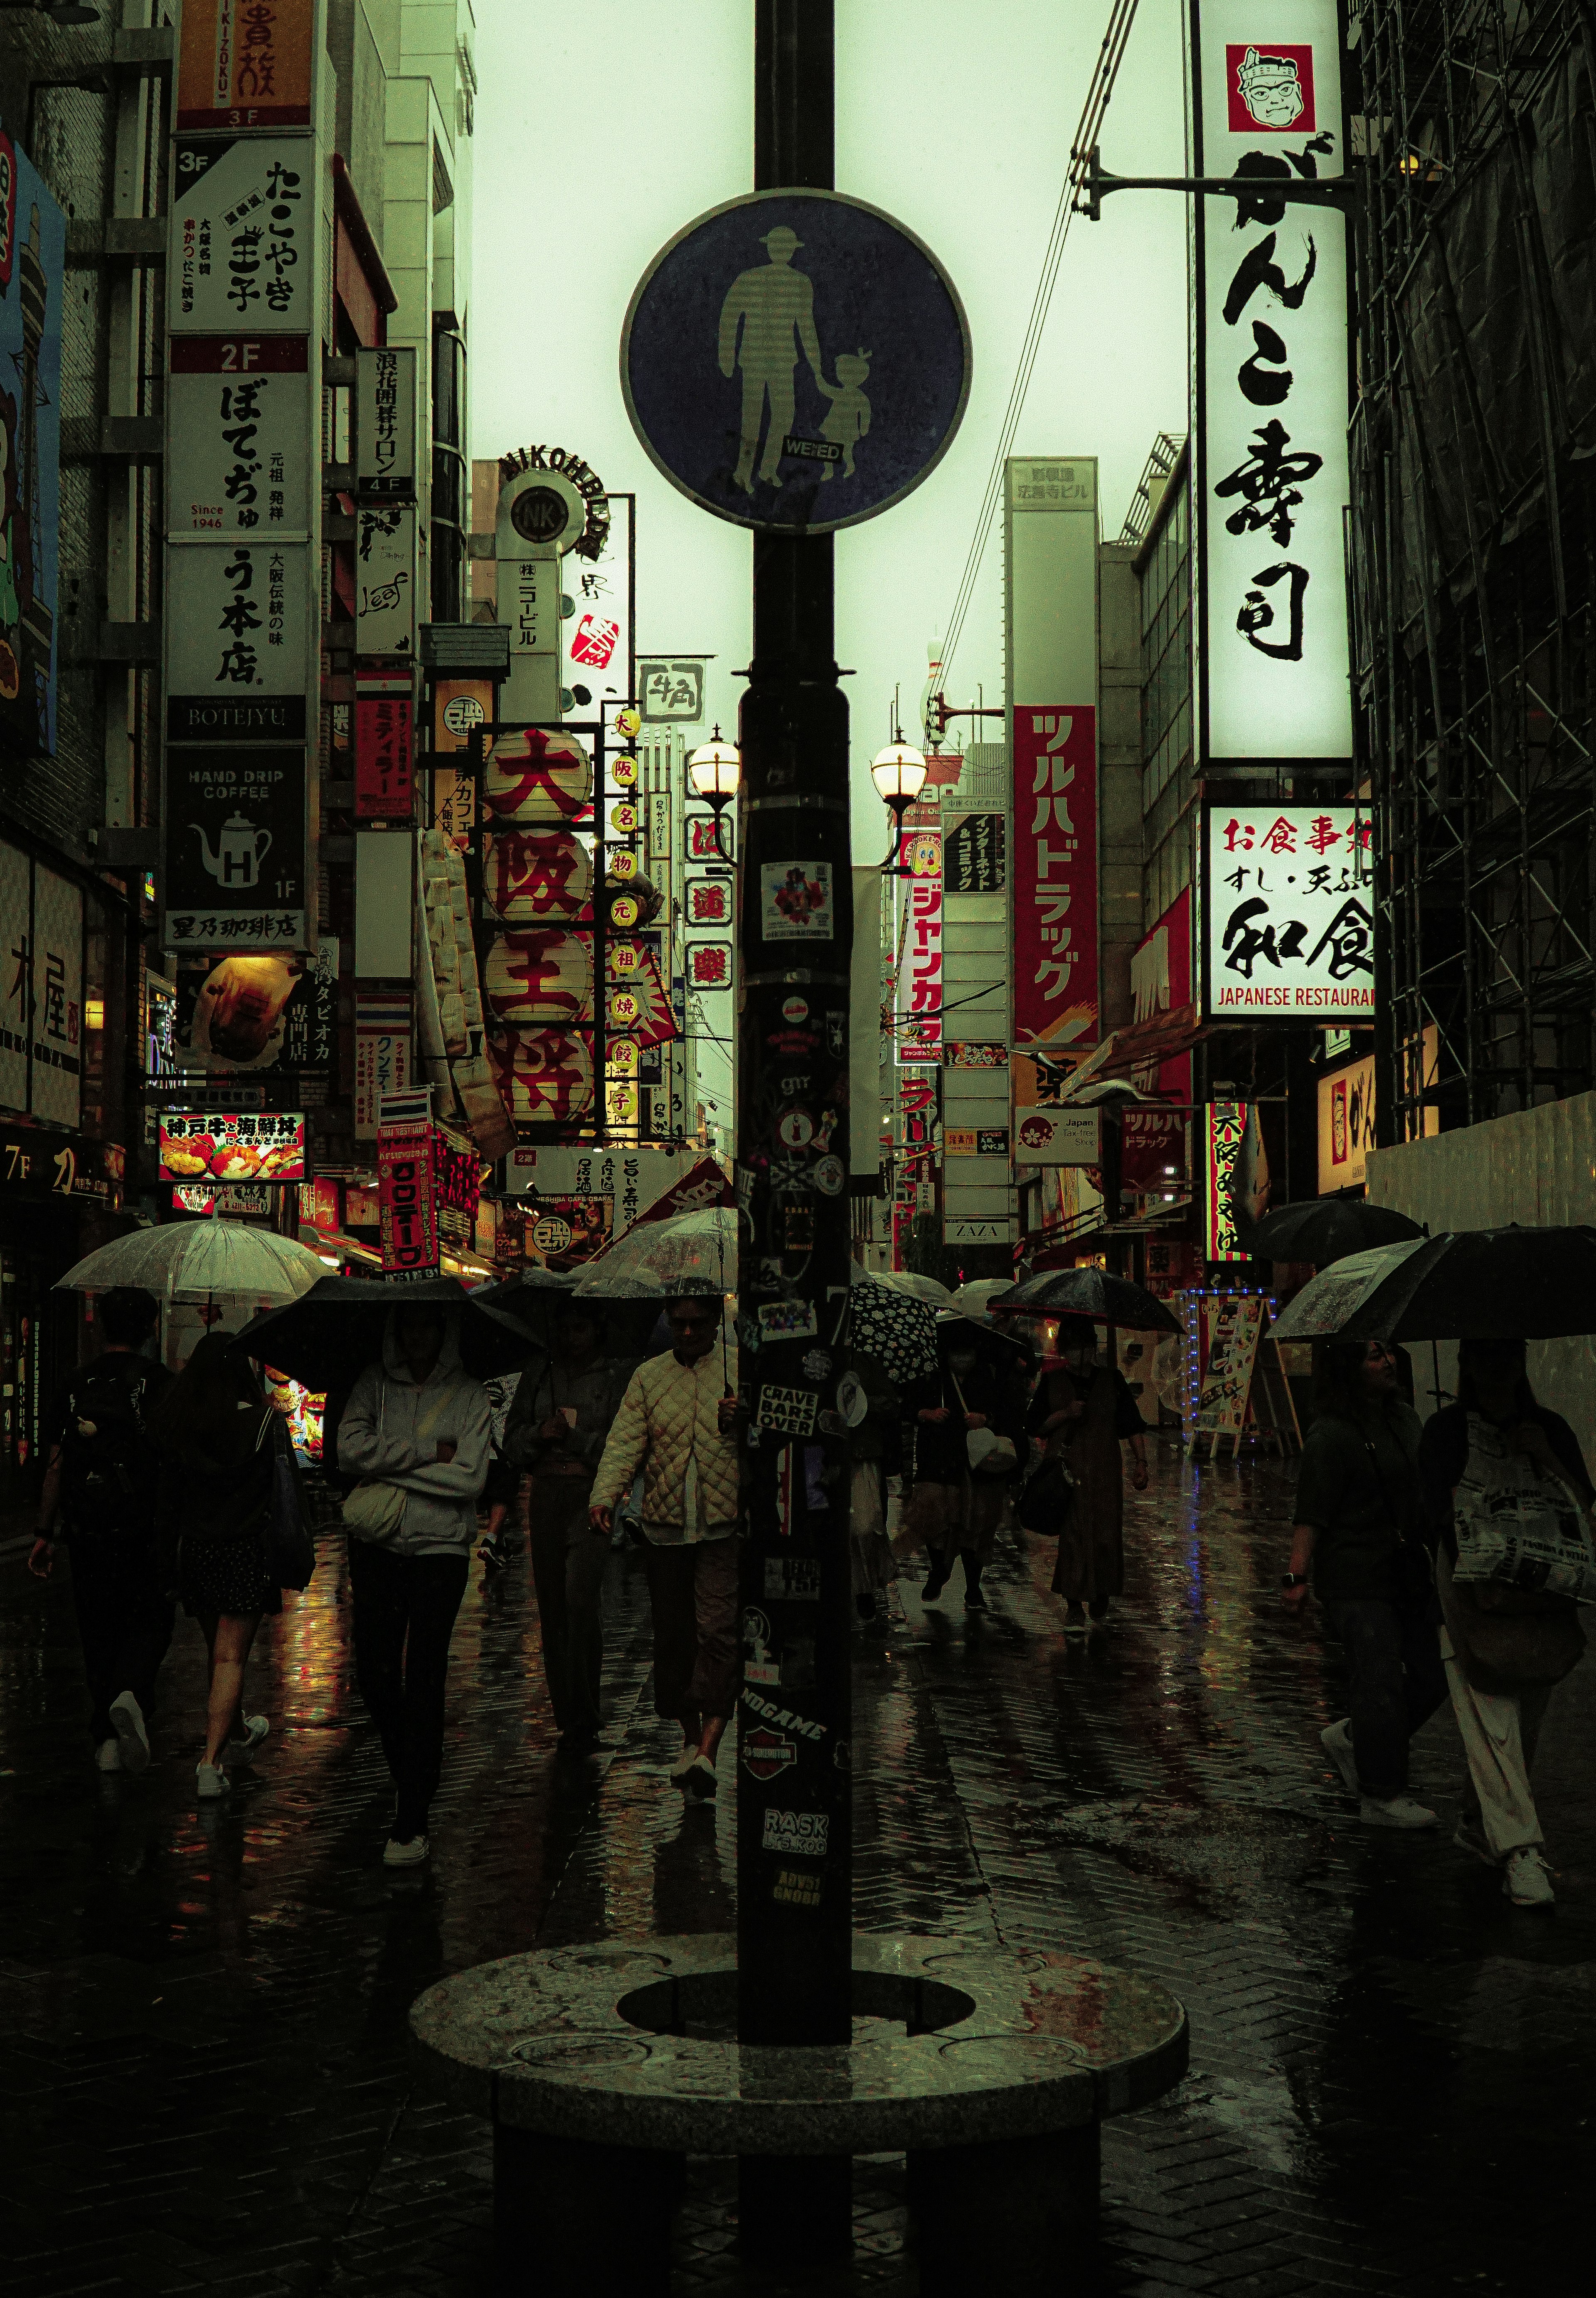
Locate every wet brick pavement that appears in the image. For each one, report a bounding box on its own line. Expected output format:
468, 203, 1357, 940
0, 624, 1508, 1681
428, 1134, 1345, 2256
2, 1437, 1592, 2295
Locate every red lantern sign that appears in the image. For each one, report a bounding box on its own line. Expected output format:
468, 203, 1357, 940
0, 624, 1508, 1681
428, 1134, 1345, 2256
483, 930, 594, 1027
488, 1030, 595, 1126
483, 727, 591, 825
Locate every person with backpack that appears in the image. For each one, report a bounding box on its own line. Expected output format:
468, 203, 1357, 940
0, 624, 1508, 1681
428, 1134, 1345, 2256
29, 1287, 175, 1773
149, 1332, 291, 1802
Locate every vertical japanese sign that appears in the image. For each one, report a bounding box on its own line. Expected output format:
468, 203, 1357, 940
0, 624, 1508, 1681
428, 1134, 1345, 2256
1202, 804, 1373, 1018
354, 990, 413, 1138
1005, 455, 1099, 1053
355, 685, 415, 818
1191, 1, 1352, 764
177, 0, 315, 132
0, 846, 82, 1126
165, 541, 310, 741
161, 746, 308, 949
355, 503, 417, 656
378, 1119, 439, 1278
0, 131, 65, 758
167, 338, 311, 535
1012, 708, 1098, 1048
355, 345, 416, 496
1205, 1101, 1252, 1261
169, 139, 313, 334
896, 830, 943, 1065
562, 493, 633, 710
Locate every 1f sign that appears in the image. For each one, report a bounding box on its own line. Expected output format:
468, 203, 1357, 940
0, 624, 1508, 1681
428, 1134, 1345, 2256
1191, 0, 1351, 765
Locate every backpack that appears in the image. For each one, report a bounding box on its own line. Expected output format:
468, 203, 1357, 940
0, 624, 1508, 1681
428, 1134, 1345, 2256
59, 1358, 166, 1541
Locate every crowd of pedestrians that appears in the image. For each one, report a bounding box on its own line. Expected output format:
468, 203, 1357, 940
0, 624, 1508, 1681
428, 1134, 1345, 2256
24, 1271, 1595, 1911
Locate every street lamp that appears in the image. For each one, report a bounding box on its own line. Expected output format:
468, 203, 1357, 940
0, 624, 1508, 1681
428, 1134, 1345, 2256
872, 734, 927, 874
686, 725, 740, 861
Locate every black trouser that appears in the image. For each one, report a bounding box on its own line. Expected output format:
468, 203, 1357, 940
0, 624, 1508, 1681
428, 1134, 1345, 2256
1325, 1597, 1448, 1797
67, 1535, 175, 1746
347, 1543, 469, 1837
527, 1472, 606, 1733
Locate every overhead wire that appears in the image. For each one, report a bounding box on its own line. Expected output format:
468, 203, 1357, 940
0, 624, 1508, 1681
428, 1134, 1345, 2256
938, 0, 1143, 688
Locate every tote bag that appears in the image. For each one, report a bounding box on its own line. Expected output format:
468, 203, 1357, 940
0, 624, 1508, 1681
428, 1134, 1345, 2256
1452, 1413, 1596, 1602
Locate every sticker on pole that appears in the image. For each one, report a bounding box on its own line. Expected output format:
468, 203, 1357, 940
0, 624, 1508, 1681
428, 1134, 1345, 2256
761, 1808, 830, 1859
743, 1726, 797, 1781
621, 189, 971, 535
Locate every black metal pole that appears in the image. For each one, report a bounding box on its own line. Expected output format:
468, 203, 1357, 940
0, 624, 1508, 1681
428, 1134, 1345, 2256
734, 0, 853, 2246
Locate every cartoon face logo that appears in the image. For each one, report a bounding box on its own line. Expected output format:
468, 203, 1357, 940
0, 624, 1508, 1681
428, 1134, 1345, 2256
1228, 44, 1314, 132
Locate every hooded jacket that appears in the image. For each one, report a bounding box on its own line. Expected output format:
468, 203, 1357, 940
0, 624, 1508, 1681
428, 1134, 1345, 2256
337, 1312, 493, 1557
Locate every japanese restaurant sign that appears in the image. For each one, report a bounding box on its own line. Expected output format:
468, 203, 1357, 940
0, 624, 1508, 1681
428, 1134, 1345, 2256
1202, 804, 1373, 1018
1012, 706, 1098, 1048
167, 339, 310, 536
170, 139, 314, 335
1204, 1101, 1252, 1262
159, 1109, 305, 1183
378, 1116, 439, 1278
1191, 0, 1352, 765
177, 0, 316, 132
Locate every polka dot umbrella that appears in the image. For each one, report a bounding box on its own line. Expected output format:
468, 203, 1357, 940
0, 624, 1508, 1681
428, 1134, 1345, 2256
848, 1268, 938, 1385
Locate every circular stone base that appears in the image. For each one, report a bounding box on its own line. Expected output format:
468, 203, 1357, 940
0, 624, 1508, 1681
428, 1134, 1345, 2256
411, 1931, 1187, 2156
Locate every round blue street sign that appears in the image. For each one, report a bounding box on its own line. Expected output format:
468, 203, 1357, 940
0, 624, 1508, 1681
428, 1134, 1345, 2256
621, 189, 972, 535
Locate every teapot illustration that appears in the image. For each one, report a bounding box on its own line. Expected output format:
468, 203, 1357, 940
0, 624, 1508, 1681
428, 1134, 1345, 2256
191, 812, 272, 888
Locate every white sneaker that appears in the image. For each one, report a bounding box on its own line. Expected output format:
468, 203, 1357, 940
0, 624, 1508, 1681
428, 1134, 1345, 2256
1320, 1718, 1360, 1798
95, 1737, 122, 1773
109, 1690, 151, 1776
196, 1761, 229, 1800
382, 1834, 431, 1868
227, 1714, 270, 1764
1502, 1845, 1554, 1905
682, 1753, 717, 1803
1359, 1793, 1438, 1829
670, 1743, 699, 1783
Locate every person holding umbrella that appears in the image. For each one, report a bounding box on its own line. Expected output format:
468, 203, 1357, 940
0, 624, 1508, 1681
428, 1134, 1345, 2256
906, 1317, 1027, 1613
1282, 1340, 1446, 1827
1023, 1315, 1148, 1633
1419, 1339, 1595, 1905
337, 1304, 493, 1867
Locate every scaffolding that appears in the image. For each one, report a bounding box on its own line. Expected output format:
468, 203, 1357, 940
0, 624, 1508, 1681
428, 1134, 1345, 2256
1350, 0, 1596, 1142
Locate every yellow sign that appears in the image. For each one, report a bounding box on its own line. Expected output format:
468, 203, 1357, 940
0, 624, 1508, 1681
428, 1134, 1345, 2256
433, 678, 493, 754
178, 0, 315, 131
610, 848, 638, 880
610, 802, 638, 833
611, 754, 638, 786
608, 942, 641, 977
608, 1038, 639, 1076
1318, 1028, 1438, 1193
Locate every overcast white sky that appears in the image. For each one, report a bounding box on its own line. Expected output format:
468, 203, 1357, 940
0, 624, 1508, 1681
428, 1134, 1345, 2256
470, 0, 1190, 863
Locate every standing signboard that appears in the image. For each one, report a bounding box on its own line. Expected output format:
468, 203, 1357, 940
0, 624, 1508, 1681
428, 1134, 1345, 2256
1190, 2, 1352, 769
1005, 457, 1100, 1055
1202, 804, 1373, 1021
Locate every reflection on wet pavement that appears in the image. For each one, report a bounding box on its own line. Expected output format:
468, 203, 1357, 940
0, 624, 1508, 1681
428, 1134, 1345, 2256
2, 1440, 1589, 2293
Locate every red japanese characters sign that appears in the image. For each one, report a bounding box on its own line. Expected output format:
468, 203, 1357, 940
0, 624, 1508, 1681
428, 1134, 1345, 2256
686, 941, 734, 991
354, 693, 414, 819
1202, 804, 1374, 1020
1012, 706, 1098, 1050
378, 1120, 438, 1277
1120, 1107, 1190, 1196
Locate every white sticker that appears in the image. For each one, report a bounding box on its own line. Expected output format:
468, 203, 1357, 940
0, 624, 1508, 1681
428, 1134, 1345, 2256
761, 1808, 830, 1859
755, 1383, 818, 1437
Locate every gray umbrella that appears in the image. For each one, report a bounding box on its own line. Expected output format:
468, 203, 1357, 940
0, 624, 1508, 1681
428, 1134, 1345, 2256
1271, 1226, 1596, 1342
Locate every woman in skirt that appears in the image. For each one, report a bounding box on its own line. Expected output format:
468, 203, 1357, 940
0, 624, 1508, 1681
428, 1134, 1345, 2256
152, 1333, 283, 1801
1026, 1315, 1148, 1633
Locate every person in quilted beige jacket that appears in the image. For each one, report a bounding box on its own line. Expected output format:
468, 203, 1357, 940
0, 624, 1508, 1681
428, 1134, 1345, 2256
589, 1294, 739, 1801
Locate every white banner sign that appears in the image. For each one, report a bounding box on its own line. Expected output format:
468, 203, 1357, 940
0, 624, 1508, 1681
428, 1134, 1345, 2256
356, 345, 417, 496
167, 343, 311, 536
356, 503, 418, 656
165, 541, 311, 742
170, 137, 315, 334
562, 493, 632, 710
1202, 803, 1373, 1018
1192, 1, 1352, 763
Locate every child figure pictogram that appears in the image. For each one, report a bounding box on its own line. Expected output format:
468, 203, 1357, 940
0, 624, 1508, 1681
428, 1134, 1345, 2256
816, 348, 872, 479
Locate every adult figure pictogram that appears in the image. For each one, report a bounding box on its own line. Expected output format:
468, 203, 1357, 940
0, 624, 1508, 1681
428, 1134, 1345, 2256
717, 224, 824, 494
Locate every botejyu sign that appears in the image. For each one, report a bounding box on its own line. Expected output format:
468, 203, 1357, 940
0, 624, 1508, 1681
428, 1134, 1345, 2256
1190, 0, 1352, 767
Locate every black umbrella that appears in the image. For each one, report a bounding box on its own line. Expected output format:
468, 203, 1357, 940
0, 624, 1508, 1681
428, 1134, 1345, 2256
236, 1274, 542, 1389
1237, 1196, 1424, 1265
1272, 1225, 1596, 1343
994, 1267, 1184, 1335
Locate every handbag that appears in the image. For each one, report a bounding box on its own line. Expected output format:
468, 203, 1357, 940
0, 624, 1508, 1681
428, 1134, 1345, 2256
263, 1415, 317, 1591
950, 1370, 1018, 1477
342, 1478, 408, 1541
1019, 1455, 1074, 1538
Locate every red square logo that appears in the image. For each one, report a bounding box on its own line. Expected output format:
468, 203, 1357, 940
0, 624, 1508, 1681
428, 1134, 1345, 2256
1225, 43, 1316, 134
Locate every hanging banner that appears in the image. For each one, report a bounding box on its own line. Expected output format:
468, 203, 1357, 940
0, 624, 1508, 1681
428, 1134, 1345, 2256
897, 831, 943, 1065
167, 338, 311, 537
354, 990, 412, 1138
1205, 1101, 1252, 1262
0, 133, 65, 759
177, 0, 316, 132
562, 492, 633, 711
1012, 705, 1098, 1049
162, 745, 308, 950
1202, 803, 1372, 1019
165, 540, 311, 743
170, 138, 314, 334
1191, 0, 1352, 766
355, 503, 417, 656
378, 1119, 439, 1277
355, 688, 416, 819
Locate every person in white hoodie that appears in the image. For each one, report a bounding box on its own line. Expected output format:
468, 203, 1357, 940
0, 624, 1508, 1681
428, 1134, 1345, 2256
338, 1305, 492, 1867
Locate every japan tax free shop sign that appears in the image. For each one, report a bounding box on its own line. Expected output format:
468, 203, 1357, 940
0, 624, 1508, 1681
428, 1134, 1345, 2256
1202, 803, 1372, 1018
621, 190, 970, 532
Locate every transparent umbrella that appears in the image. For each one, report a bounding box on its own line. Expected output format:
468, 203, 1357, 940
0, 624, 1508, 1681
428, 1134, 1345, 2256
883, 1270, 955, 1310
56, 1213, 329, 1306
571, 1206, 736, 1299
